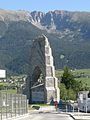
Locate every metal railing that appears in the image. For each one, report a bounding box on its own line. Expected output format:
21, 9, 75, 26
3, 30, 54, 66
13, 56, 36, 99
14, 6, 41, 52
0, 92, 28, 120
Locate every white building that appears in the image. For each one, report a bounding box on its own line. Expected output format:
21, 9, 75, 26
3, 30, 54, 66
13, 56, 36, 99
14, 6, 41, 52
78, 91, 90, 112
0, 69, 6, 78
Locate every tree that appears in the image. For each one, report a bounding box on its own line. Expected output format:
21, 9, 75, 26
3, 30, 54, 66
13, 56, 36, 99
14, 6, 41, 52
72, 80, 83, 93
61, 66, 83, 100
59, 83, 76, 101
61, 66, 75, 89
59, 83, 67, 100
67, 88, 76, 100
0, 84, 5, 90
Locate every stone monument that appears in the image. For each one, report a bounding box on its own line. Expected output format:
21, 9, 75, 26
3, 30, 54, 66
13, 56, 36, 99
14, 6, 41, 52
23, 35, 60, 103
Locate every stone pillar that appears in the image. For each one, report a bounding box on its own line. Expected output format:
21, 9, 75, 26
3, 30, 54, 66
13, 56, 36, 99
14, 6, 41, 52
44, 36, 60, 103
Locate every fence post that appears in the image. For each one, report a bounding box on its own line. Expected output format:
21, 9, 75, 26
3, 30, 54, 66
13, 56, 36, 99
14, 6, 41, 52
11, 93, 13, 118
6, 92, 8, 119
73, 104, 74, 112
0, 92, 2, 120
21, 95, 23, 115
15, 94, 16, 117
1, 104, 2, 120
18, 94, 19, 115
0, 92, 28, 119
26, 97, 28, 113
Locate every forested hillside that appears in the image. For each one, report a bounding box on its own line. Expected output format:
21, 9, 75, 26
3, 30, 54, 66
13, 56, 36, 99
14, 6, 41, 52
0, 10, 90, 74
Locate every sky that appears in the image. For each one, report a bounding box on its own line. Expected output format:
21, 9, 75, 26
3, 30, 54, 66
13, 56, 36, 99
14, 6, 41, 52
0, 0, 90, 12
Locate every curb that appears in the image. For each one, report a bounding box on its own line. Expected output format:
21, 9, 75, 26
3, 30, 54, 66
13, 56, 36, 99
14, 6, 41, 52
69, 114, 75, 120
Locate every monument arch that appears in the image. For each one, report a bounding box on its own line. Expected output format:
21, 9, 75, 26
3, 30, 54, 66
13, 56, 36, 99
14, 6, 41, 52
23, 35, 60, 103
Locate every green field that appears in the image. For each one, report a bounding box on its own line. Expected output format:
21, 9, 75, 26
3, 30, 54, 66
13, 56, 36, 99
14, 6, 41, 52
0, 89, 17, 94
55, 69, 90, 88
75, 78, 90, 87
0, 82, 8, 85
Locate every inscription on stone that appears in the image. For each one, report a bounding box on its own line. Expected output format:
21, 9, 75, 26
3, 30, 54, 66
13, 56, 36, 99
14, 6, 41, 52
46, 56, 50, 65
46, 66, 53, 76
32, 91, 44, 102
45, 47, 49, 54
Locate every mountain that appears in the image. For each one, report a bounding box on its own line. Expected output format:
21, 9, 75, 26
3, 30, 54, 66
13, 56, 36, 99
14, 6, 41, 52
0, 9, 90, 74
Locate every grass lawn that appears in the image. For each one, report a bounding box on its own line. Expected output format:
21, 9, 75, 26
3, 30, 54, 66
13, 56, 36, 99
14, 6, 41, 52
72, 69, 90, 75
75, 77, 90, 88
0, 82, 8, 85
0, 89, 17, 94
55, 69, 90, 88
30, 103, 50, 106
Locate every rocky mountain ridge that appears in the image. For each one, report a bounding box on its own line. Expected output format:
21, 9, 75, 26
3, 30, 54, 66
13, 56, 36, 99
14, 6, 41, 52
0, 9, 90, 74
1, 9, 90, 31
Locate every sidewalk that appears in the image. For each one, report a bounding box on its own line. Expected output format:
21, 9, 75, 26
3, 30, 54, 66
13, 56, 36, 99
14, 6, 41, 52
30, 107, 90, 120
4, 107, 90, 120
4, 114, 32, 120
68, 112, 90, 120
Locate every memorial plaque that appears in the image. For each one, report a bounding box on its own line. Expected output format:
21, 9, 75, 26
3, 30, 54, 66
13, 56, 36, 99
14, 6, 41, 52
32, 91, 44, 102
46, 56, 50, 65
45, 47, 49, 54
46, 66, 53, 76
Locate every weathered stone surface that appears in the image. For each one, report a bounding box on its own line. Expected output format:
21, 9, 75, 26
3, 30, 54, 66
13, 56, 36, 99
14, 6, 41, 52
23, 35, 60, 103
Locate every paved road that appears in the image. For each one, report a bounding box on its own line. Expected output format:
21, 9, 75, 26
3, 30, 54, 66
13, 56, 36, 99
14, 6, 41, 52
28, 112, 74, 120
10, 111, 74, 120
